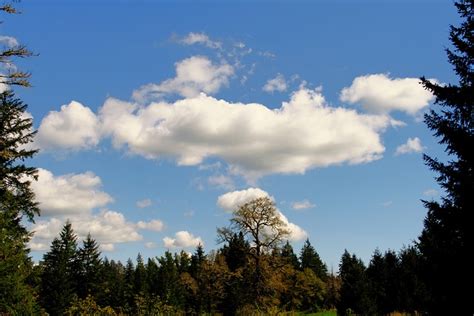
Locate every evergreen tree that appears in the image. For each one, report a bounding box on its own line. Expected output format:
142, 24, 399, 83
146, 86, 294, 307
157, 251, 183, 307
40, 221, 79, 315
134, 253, 147, 295
367, 249, 400, 314
0, 6, 39, 312
281, 240, 299, 269
418, 0, 474, 314
123, 258, 135, 313
76, 233, 102, 299
398, 246, 428, 313
221, 231, 249, 272
0, 93, 39, 313
337, 250, 374, 316
300, 239, 327, 281
190, 243, 206, 278
146, 257, 160, 297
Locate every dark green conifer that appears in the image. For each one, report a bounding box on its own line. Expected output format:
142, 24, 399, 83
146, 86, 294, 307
418, 0, 474, 314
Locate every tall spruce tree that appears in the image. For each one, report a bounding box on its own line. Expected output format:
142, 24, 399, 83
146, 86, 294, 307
0, 91, 39, 314
76, 233, 102, 299
40, 221, 79, 315
0, 5, 39, 313
337, 250, 374, 316
300, 239, 327, 281
418, 0, 473, 314
281, 240, 300, 269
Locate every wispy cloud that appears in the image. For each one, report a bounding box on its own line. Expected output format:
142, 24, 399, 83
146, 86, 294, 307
423, 189, 439, 197
263, 73, 288, 93
395, 137, 425, 155
136, 198, 152, 208
291, 199, 316, 210
177, 32, 222, 50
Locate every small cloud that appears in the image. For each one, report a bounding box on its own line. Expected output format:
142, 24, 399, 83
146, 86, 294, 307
291, 199, 316, 210
136, 198, 152, 208
0, 35, 19, 48
381, 201, 393, 207
423, 189, 439, 197
340, 74, 435, 115
263, 73, 288, 93
258, 51, 276, 58
198, 161, 222, 171
136, 219, 165, 232
177, 32, 222, 49
145, 242, 157, 249
133, 56, 234, 100
395, 137, 425, 155
184, 210, 195, 217
29, 242, 48, 251
101, 243, 115, 252
163, 231, 203, 248
208, 174, 235, 190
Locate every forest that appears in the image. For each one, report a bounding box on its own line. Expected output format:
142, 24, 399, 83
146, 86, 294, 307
1, 0, 473, 315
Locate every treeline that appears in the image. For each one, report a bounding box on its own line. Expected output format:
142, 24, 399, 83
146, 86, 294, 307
30, 220, 430, 315
33, 221, 335, 315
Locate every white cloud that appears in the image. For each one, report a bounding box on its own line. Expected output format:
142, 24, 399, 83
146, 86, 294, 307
136, 219, 164, 232
29, 242, 49, 251
381, 201, 393, 207
291, 199, 315, 210
208, 174, 235, 190
0, 35, 19, 48
178, 32, 222, 49
31, 168, 113, 216
277, 210, 308, 241
216, 188, 307, 241
101, 243, 115, 252
136, 198, 152, 208
145, 242, 157, 249
263, 74, 287, 93
340, 74, 435, 115
395, 137, 425, 155
258, 51, 276, 58
163, 231, 203, 249
217, 187, 271, 212
36, 101, 101, 151
133, 56, 234, 100
29, 210, 144, 252
423, 189, 439, 197
100, 87, 393, 179
198, 161, 222, 171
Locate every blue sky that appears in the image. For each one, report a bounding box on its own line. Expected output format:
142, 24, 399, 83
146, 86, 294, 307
2, 0, 458, 269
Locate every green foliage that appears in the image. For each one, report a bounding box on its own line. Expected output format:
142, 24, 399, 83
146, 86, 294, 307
300, 239, 327, 281
221, 231, 249, 272
281, 240, 300, 270
0, 211, 39, 314
65, 295, 118, 316
337, 250, 374, 316
0, 6, 41, 314
40, 221, 79, 315
418, 0, 474, 314
0, 92, 39, 314
76, 233, 102, 299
